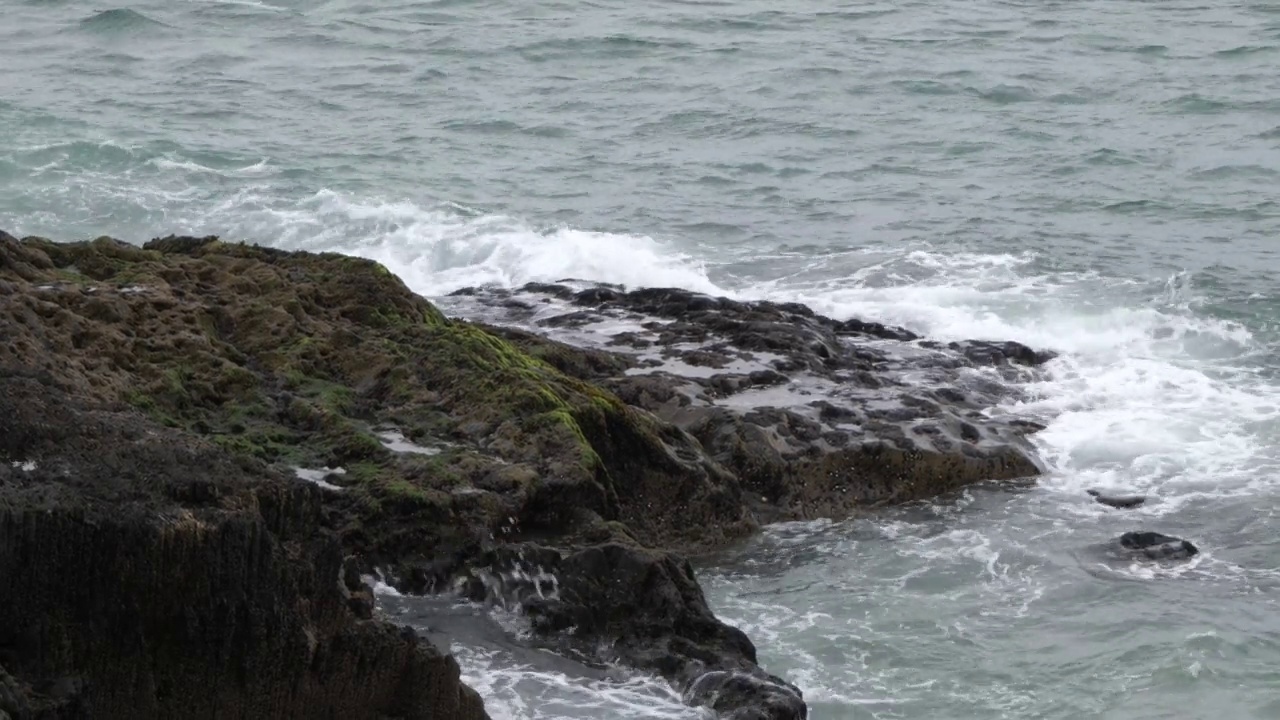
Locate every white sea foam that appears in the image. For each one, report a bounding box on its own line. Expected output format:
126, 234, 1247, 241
376, 429, 442, 455
150, 158, 219, 174
292, 466, 345, 491
190, 0, 288, 12
361, 569, 402, 598
230, 190, 724, 296
149, 156, 274, 177
452, 644, 709, 720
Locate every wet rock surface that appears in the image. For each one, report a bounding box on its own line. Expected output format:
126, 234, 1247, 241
1, 233, 1054, 720
444, 281, 1051, 522
1117, 531, 1200, 560
458, 541, 806, 720
1088, 488, 1148, 509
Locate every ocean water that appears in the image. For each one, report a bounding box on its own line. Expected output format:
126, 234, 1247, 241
5, 0, 1280, 717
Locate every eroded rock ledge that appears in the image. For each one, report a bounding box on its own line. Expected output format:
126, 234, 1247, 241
0, 232, 1052, 720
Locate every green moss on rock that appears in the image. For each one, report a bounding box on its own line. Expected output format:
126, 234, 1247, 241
0, 232, 754, 556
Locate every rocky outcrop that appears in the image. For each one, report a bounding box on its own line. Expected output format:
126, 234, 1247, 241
1117, 531, 1199, 560
0, 375, 486, 719
0, 231, 1053, 720
447, 282, 1050, 523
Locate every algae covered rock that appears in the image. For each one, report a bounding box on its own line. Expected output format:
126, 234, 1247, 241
1, 233, 754, 558
1, 231, 1051, 720
0, 231, 766, 717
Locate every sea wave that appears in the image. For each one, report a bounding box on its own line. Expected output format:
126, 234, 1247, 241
77, 8, 170, 34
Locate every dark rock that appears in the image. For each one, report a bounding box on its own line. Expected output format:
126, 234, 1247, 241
144, 233, 222, 256
686, 670, 806, 720
529, 282, 577, 296
1088, 489, 1147, 509
945, 340, 1058, 368
606, 330, 653, 349
500, 298, 534, 311
679, 408, 1038, 523
572, 287, 623, 305
539, 310, 598, 328
1118, 531, 1199, 560
832, 317, 918, 342
0, 376, 487, 719
749, 369, 789, 386
464, 543, 805, 720
682, 349, 733, 368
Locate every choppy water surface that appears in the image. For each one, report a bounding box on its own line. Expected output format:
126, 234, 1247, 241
4, 0, 1280, 717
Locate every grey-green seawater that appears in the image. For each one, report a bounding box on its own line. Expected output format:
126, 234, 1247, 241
4, 1, 1280, 718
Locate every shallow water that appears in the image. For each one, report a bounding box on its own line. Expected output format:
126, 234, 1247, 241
4, 0, 1280, 717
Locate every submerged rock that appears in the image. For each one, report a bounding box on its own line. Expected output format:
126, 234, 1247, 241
1088, 488, 1147, 509
1117, 531, 1199, 560
0, 232, 1056, 719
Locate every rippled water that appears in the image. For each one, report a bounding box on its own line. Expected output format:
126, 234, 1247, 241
4, 0, 1280, 717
